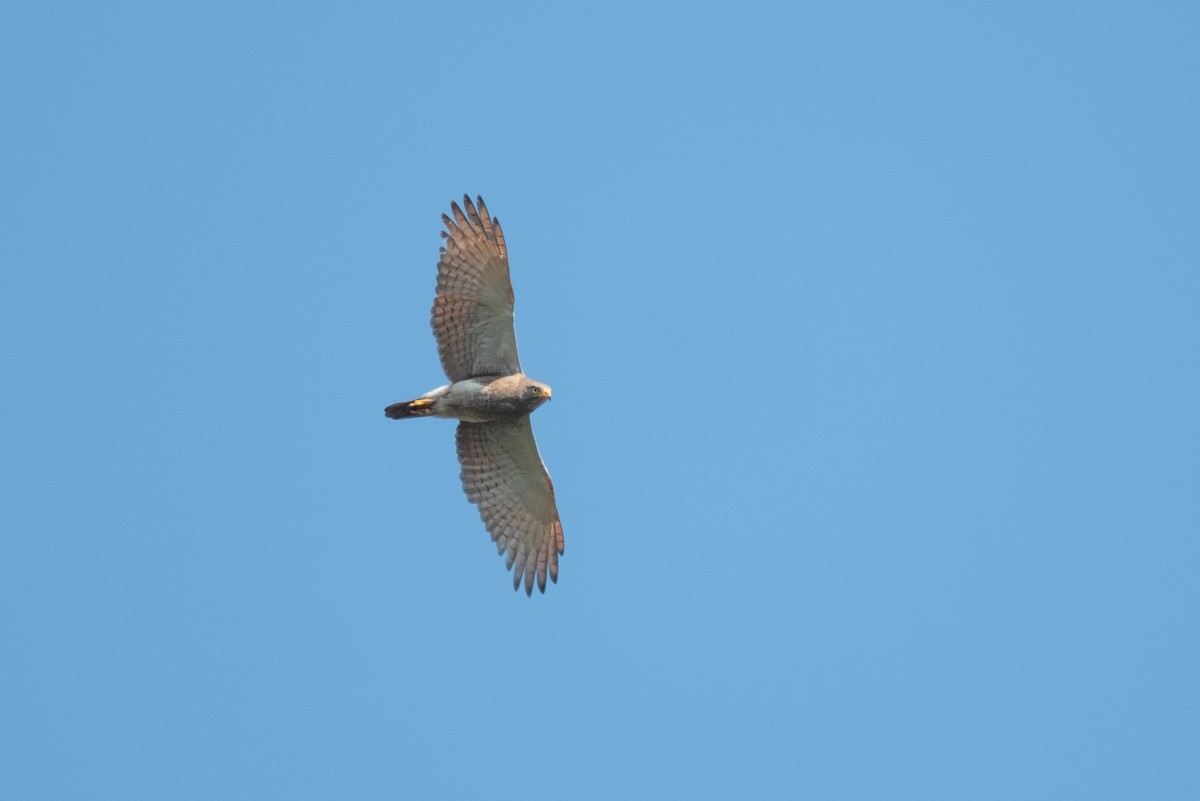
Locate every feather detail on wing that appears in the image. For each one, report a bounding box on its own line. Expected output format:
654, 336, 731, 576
455, 418, 564, 595
431, 196, 522, 381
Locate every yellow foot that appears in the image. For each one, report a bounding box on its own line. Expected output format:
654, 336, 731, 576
408, 398, 436, 415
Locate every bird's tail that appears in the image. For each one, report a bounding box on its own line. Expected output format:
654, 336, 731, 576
384, 397, 437, 419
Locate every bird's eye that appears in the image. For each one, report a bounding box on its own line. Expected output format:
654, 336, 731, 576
530, 386, 540, 394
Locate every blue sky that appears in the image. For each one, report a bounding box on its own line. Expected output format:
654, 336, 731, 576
2, 1, 1197, 798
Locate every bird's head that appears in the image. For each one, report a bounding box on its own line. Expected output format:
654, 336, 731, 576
525, 380, 553, 409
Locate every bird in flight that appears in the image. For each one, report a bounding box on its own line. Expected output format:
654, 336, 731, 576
385, 196, 564, 595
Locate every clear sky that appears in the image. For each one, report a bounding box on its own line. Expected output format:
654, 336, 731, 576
2, 2, 1197, 799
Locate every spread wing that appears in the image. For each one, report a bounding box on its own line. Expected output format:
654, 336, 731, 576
431, 196, 522, 382
456, 418, 564, 595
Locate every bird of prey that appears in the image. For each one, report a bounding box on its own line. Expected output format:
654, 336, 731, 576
385, 196, 564, 595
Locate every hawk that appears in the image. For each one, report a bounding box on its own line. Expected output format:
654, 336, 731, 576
385, 196, 564, 595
